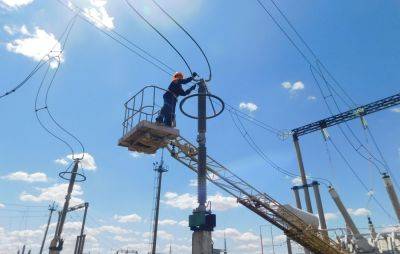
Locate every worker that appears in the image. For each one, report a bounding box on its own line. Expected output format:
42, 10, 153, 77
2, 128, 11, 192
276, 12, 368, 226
156, 71, 198, 127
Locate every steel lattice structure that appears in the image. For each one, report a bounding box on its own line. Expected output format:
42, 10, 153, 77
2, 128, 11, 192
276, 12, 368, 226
167, 136, 347, 254
292, 92, 400, 137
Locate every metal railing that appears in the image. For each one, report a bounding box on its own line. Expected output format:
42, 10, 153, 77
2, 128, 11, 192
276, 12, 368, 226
122, 85, 168, 136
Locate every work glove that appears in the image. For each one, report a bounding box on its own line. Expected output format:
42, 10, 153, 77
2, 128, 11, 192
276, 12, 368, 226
192, 72, 198, 78
190, 85, 197, 92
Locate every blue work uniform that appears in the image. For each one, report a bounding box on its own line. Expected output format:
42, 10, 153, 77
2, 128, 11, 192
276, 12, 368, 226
156, 77, 194, 127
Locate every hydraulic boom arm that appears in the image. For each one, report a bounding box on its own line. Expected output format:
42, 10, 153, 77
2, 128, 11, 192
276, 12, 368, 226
167, 136, 347, 254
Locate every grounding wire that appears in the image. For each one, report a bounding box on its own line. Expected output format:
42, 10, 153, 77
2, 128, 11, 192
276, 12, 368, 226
124, 0, 193, 76
150, 0, 212, 81
328, 136, 396, 222
56, 0, 175, 76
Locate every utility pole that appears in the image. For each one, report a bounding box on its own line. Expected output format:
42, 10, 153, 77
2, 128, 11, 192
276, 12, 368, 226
291, 186, 310, 254
259, 226, 264, 254
74, 202, 89, 254
39, 202, 56, 254
223, 233, 227, 254
382, 173, 400, 223
286, 237, 293, 254
189, 80, 216, 254
293, 134, 313, 214
151, 158, 168, 254
270, 226, 275, 254
49, 159, 80, 254
311, 181, 328, 240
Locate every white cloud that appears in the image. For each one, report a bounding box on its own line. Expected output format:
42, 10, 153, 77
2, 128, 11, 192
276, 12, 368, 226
347, 208, 371, 217
19, 183, 84, 206
0, 0, 34, 9
55, 158, 68, 166
163, 192, 238, 211
239, 102, 258, 112
390, 108, 400, 113
143, 230, 173, 240
0, 203, 4, 208
83, 0, 115, 30
159, 219, 177, 226
307, 95, 317, 101
367, 190, 374, 197
66, 153, 97, 171
324, 212, 338, 221
178, 220, 188, 227
6, 26, 63, 68
2, 171, 48, 183
89, 225, 130, 235
291, 176, 310, 186
214, 228, 258, 242
281, 81, 305, 93
114, 213, 142, 223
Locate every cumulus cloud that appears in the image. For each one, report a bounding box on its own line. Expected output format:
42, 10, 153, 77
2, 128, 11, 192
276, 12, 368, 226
0, 203, 4, 208
291, 176, 310, 186
19, 183, 84, 206
281, 81, 305, 93
239, 102, 258, 112
82, 0, 115, 30
2, 171, 48, 183
64, 153, 97, 171
348, 208, 371, 217
307, 95, 317, 101
158, 219, 177, 226
6, 26, 63, 68
143, 230, 173, 240
214, 228, 258, 242
323, 212, 338, 221
163, 192, 238, 211
114, 213, 142, 223
0, 0, 34, 9
390, 108, 400, 113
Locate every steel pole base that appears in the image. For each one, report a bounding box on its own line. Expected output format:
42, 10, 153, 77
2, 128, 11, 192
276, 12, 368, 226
192, 231, 212, 254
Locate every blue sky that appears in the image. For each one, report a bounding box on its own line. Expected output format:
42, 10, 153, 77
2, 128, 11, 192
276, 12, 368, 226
0, 0, 399, 253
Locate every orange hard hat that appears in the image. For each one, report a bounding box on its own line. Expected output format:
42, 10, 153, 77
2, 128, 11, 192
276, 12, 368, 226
173, 72, 184, 81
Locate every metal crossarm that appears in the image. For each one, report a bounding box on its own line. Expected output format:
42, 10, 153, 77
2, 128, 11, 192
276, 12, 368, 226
292, 92, 400, 137
167, 136, 347, 254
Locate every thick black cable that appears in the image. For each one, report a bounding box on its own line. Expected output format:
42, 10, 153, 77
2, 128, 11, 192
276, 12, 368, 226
35, 61, 75, 156
328, 137, 396, 222
56, 0, 175, 76
34, 16, 86, 160
124, 0, 193, 76
365, 126, 400, 191
0, 14, 79, 100
231, 110, 332, 186
310, 65, 388, 175
264, 0, 357, 107
151, 0, 212, 81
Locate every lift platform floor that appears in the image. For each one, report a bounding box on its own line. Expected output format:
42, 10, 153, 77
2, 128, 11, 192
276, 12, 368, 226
118, 120, 179, 154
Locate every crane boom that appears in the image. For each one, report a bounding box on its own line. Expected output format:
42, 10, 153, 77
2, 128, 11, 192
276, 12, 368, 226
167, 136, 347, 254
292, 92, 400, 137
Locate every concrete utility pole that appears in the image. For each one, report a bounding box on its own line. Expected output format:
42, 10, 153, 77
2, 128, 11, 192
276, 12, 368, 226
286, 237, 293, 254
39, 202, 56, 254
311, 181, 328, 240
74, 202, 89, 254
292, 186, 310, 254
293, 134, 313, 214
189, 80, 216, 254
382, 173, 400, 223
328, 186, 375, 253
49, 159, 80, 254
259, 226, 264, 254
151, 159, 168, 254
